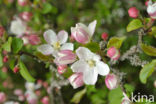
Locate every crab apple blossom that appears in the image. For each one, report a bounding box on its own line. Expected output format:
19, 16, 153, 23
13, 66, 20, 73
18, 0, 28, 6
71, 47, 110, 85
147, 0, 156, 19
41, 96, 49, 104
54, 50, 76, 65
28, 34, 41, 45
10, 17, 26, 36
3, 56, 8, 63
57, 65, 67, 74
68, 73, 84, 89
0, 26, 5, 37
14, 89, 23, 96
105, 74, 119, 90
38, 30, 74, 57
25, 91, 38, 104
101, 32, 108, 41
71, 20, 97, 44
0, 92, 6, 103
19, 12, 33, 22
107, 47, 120, 60
128, 7, 139, 18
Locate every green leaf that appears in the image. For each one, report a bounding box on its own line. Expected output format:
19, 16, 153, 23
127, 19, 143, 32
85, 42, 100, 52
107, 37, 126, 49
12, 38, 23, 54
139, 60, 156, 84
71, 88, 86, 104
108, 87, 123, 104
35, 52, 53, 61
0, 53, 3, 67
19, 61, 35, 82
2, 37, 12, 52
42, 3, 53, 14
141, 44, 156, 56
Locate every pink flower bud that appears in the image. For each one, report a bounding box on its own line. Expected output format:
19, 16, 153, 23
0, 26, 5, 37
3, 50, 8, 55
68, 73, 84, 89
54, 50, 76, 65
41, 96, 49, 104
101, 32, 108, 41
105, 74, 118, 90
128, 7, 139, 18
13, 66, 20, 73
71, 27, 89, 44
2, 67, 8, 73
3, 56, 8, 63
18, 0, 28, 6
28, 34, 40, 45
147, 1, 156, 19
57, 65, 67, 74
43, 82, 48, 88
14, 89, 23, 96
107, 47, 120, 60
19, 12, 33, 22
0, 92, 6, 103
35, 90, 41, 96
145, 0, 149, 6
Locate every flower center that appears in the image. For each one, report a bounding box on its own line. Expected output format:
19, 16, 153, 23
87, 60, 96, 67
53, 41, 61, 50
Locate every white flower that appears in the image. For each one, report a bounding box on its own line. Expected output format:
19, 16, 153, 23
147, 0, 156, 19
71, 47, 110, 85
10, 17, 26, 36
38, 29, 74, 57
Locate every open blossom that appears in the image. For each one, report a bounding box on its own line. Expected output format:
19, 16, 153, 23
147, 0, 156, 19
71, 47, 110, 85
38, 29, 73, 57
68, 73, 84, 89
54, 50, 76, 65
10, 17, 26, 36
71, 20, 97, 44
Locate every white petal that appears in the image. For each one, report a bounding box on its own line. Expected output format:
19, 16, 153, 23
88, 20, 97, 37
96, 61, 110, 76
71, 60, 89, 73
37, 44, 54, 55
44, 29, 57, 44
83, 68, 98, 85
60, 43, 74, 51
76, 47, 92, 60
57, 30, 68, 44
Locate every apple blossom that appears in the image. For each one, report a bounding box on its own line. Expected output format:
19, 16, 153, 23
71, 47, 110, 85
13, 66, 19, 73
101, 32, 108, 41
68, 73, 84, 89
19, 12, 33, 22
3, 56, 8, 63
105, 74, 119, 90
38, 30, 74, 57
4, 101, 20, 104
0, 92, 6, 103
57, 65, 67, 74
10, 17, 26, 36
147, 0, 156, 19
41, 96, 49, 104
18, 0, 28, 6
25, 91, 38, 104
107, 47, 120, 60
54, 50, 76, 65
14, 89, 23, 96
128, 7, 139, 18
71, 20, 97, 44
28, 34, 41, 45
